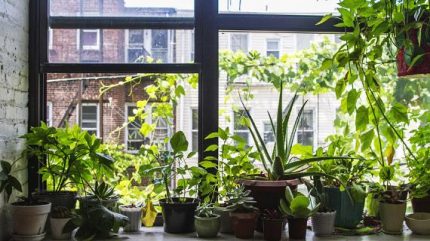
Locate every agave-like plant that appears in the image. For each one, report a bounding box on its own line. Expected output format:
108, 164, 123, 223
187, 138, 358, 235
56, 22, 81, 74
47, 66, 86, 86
240, 83, 352, 180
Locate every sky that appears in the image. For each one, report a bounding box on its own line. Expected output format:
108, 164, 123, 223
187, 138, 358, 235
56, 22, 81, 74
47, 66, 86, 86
124, 0, 339, 14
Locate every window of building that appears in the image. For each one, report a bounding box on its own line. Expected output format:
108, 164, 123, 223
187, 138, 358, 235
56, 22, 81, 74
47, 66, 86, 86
297, 109, 314, 148
191, 108, 198, 152
266, 38, 280, 58
126, 105, 147, 151
151, 30, 169, 63
79, 29, 100, 50
233, 109, 250, 144
263, 121, 275, 144
48, 28, 53, 50
80, 103, 99, 136
151, 107, 170, 146
127, 29, 147, 63
46, 102, 53, 127
230, 33, 248, 53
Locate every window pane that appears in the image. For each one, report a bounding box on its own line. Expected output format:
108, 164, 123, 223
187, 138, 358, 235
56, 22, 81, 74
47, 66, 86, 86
263, 122, 274, 144
50, 0, 194, 17
191, 109, 198, 152
231, 34, 248, 53
299, 110, 313, 130
297, 131, 313, 147
219, 0, 339, 15
49, 29, 194, 63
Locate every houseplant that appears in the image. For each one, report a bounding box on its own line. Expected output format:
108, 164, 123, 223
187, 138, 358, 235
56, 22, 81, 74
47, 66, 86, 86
261, 209, 285, 241
378, 184, 408, 234
23, 123, 113, 209
119, 203, 142, 233
143, 131, 200, 233
280, 186, 319, 240
79, 181, 119, 210
1, 159, 51, 241
226, 186, 259, 239
50, 206, 73, 240
305, 176, 336, 236
194, 202, 221, 238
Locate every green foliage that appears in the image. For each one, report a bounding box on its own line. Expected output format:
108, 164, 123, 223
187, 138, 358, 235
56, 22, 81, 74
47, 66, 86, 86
225, 186, 258, 213
22, 123, 114, 192
279, 186, 319, 218
195, 202, 217, 218
0, 160, 22, 202
408, 121, 430, 198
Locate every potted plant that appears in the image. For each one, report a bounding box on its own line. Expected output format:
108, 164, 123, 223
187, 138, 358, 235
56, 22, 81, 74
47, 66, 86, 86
23, 124, 113, 209
79, 181, 119, 210
194, 202, 221, 238
64, 203, 128, 240
262, 209, 285, 241
50, 206, 73, 240
305, 176, 336, 236
226, 186, 259, 239
143, 131, 200, 233
119, 203, 142, 233
378, 183, 408, 235
1, 160, 51, 241
239, 83, 351, 212
280, 186, 319, 240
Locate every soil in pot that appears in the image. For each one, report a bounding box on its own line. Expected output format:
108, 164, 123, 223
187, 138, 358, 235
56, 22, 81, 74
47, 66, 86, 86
311, 211, 336, 236
263, 218, 284, 241
379, 201, 406, 235
11, 201, 51, 236
324, 186, 365, 228
120, 205, 143, 232
194, 215, 221, 238
230, 212, 258, 239
159, 198, 199, 234
50, 217, 72, 240
287, 216, 308, 240
33, 191, 77, 209
214, 206, 233, 234
412, 196, 430, 213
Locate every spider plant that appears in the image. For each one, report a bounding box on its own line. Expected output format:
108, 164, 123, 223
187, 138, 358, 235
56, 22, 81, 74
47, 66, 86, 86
240, 83, 352, 180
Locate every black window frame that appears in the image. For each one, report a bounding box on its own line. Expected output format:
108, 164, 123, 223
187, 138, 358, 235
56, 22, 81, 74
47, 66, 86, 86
28, 0, 342, 192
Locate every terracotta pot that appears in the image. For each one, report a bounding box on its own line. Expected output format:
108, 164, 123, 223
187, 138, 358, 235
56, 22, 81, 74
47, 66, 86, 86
311, 211, 336, 236
287, 216, 308, 240
396, 29, 430, 77
379, 201, 406, 235
405, 212, 430, 235
159, 198, 199, 233
214, 206, 233, 234
230, 212, 258, 239
263, 218, 284, 241
194, 215, 221, 238
11, 201, 51, 236
412, 196, 430, 213
119, 205, 143, 232
50, 217, 71, 240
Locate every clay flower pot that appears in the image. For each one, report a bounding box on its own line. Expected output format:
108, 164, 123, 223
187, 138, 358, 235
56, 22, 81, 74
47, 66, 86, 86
214, 206, 233, 234
230, 212, 258, 239
405, 212, 430, 235
119, 205, 143, 232
50, 217, 72, 240
379, 201, 406, 235
311, 211, 336, 236
194, 214, 221, 238
287, 216, 308, 240
263, 217, 284, 241
412, 196, 430, 213
11, 201, 51, 239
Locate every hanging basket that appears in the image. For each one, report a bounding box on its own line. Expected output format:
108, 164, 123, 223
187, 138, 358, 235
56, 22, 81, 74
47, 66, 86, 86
396, 30, 430, 78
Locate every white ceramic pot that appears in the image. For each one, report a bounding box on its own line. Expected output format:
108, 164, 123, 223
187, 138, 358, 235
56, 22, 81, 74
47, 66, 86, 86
119, 205, 142, 232
405, 212, 430, 235
50, 217, 72, 240
379, 201, 406, 235
11, 202, 51, 236
311, 211, 336, 236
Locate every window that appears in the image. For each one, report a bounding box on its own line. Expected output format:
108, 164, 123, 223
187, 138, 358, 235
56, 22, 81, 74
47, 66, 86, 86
48, 28, 53, 50
126, 105, 147, 151
230, 33, 248, 53
151, 30, 169, 63
191, 108, 198, 152
79, 29, 100, 50
46, 102, 53, 127
266, 39, 280, 58
297, 109, 314, 148
126, 29, 148, 63
152, 108, 170, 146
80, 103, 99, 136
233, 109, 250, 144
263, 121, 275, 144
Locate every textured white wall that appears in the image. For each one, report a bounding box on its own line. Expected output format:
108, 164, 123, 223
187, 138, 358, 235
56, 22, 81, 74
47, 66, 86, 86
0, 0, 29, 240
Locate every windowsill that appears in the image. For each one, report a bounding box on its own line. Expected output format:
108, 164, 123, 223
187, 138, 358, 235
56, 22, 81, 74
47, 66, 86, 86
62, 226, 427, 241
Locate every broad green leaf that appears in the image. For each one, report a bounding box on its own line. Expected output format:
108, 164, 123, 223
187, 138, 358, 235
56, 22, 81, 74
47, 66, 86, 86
355, 106, 369, 131
170, 131, 189, 152
347, 89, 360, 114
360, 129, 374, 151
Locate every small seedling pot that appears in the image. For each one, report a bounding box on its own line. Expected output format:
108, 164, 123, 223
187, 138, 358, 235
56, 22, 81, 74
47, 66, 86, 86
287, 216, 308, 240
230, 212, 258, 239
311, 211, 336, 236
119, 205, 143, 232
194, 214, 221, 238
263, 217, 284, 241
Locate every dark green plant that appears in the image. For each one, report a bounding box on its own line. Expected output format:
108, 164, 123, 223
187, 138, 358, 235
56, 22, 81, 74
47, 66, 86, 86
0, 160, 22, 202
89, 181, 118, 201
64, 204, 128, 241
279, 186, 319, 219
304, 177, 332, 212
225, 186, 258, 213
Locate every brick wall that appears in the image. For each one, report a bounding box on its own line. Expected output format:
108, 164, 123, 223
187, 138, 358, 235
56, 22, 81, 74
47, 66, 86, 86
0, 0, 29, 240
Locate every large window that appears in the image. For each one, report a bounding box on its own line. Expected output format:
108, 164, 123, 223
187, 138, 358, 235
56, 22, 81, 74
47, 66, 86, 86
297, 109, 315, 148
80, 103, 99, 136
151, 30, 170, 63
126, 105, 146, 151
79, 29, 100, 50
